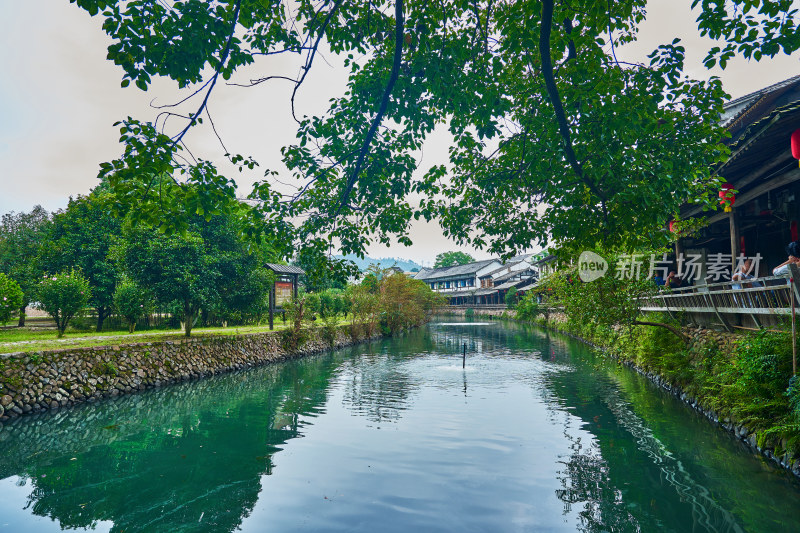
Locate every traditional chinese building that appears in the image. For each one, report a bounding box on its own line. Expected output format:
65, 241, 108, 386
415, 257, 539, 306
675, 75, 800, 282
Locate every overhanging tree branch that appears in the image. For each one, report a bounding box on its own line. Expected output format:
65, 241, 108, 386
633, 320, 690, 344
171, 0, 243, 149
334, 0, 405, 217
539, 0, 610, 226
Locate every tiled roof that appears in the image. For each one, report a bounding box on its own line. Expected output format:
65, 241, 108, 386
413, 259, 499, 281
442, 288, 499, 297
493, 268, 535, 283
495, 278, 536, 291
720, 75, 800, 132
481, 262, 521, 278
265, 263, 305, 275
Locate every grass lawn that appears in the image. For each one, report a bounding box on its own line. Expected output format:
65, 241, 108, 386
0, 316, 355, 355
0, 322, 298, 355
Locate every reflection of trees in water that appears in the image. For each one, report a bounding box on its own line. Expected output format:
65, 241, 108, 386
339, 334, 428, 424
598, 390, 745, 533
428, 320, 552, 356
0, 353, 342, 533
555, 435, 641, 532
338, 325, 549, 424
543, 348, 747, 533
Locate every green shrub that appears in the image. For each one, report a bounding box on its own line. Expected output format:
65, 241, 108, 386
114, 278, 153, 333
713, 331, 794, 427
37, 270, 92, 337
504, 287, 519, 309
0, 273, 23, 324
320, 315, 339, 346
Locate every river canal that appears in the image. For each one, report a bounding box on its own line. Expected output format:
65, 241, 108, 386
1, 320, 799, 532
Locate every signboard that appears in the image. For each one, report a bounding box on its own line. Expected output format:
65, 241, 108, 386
275, 281, 293, 306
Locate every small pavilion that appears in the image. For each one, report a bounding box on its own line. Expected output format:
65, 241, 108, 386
264, 264, 305, 329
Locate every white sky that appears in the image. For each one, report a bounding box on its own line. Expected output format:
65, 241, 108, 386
0, 0, 798, 266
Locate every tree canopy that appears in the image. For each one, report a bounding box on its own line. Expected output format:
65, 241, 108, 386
70, 0, 800, 257
0, 206, 51, 324
43, 193, 122, 330
434, 251, 475, 268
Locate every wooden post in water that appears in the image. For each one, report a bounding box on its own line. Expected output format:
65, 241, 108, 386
462, 343, 466, 369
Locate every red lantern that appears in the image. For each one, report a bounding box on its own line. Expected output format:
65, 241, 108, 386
792, 129, 800, 166
719, 183, 735, 213
669, 220, 677, 233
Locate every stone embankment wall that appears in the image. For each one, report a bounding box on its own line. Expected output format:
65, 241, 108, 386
0, 326, 376, 423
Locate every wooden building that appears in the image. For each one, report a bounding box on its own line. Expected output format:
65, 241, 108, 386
677, 75, 800, 279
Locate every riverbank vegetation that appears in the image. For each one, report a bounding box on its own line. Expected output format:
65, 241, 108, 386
0, 191, 443, 343
516, 271, 800, 462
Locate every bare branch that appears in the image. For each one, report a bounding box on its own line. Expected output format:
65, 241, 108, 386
289, 0, 344, 123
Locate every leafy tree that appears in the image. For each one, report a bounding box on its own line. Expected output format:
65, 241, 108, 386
116, 206, 276, 335
379, 272, 446, 334
516, 292, 544, 322
37, 270, 92, 337
0, 273, 23, 324
42, 193, 122, 331
317, 288, 344, 319
0, 206, 51, 325
116, 227, 219, 337
293, 244, 358, 293
434, 251, 476, 268
346, 283, 381, 337
215, 267, 274, 325
69, 0, 795, 258
198, 211, 277, 325
539, 256, 687, 343
504, 287, 519, 309
113, 277, 152, 333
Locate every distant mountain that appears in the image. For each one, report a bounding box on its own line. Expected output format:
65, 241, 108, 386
336, 254, 423, 272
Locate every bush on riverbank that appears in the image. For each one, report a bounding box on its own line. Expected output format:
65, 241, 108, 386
534, 312, 800, 459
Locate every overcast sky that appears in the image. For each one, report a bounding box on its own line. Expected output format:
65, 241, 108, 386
1, 0, 798, 266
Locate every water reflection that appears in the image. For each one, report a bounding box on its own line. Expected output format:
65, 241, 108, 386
1, 321, 800, 532
0, 355, 342, 532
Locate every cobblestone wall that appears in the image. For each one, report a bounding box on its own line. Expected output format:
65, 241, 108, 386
0, 326, 376, 422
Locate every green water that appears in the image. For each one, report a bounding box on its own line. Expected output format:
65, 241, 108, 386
1, 321, 799, 532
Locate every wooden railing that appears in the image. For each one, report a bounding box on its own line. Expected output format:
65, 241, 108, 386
638, 265, 800, 330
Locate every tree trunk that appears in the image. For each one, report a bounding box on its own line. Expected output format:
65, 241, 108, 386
184, 301, 194, 337
56, 313, 65, 338
96, 306, 106, 332
17, 305, 26, 327
633, 320, 690, 344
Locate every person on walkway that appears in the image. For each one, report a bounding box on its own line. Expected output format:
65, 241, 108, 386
732, 258, 759, 289
665, 270, 683, 289
772, 241, 800, 276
